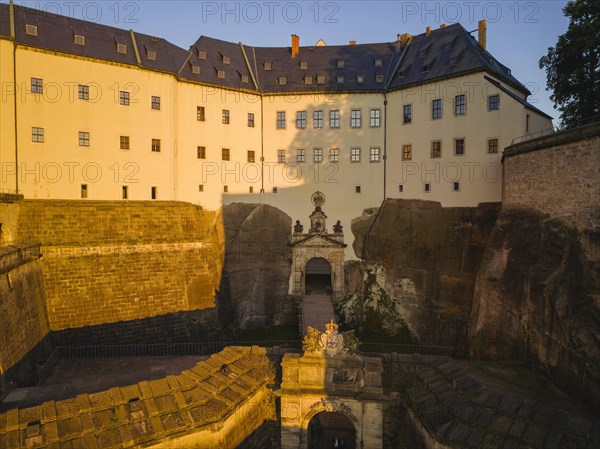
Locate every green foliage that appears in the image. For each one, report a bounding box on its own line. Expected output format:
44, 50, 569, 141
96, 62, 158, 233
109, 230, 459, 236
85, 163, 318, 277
539, 0, 600, 126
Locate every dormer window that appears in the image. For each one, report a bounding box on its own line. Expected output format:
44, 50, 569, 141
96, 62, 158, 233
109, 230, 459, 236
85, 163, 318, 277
418, 48, 427, 58
300, 60, 308, 69
336, 59, 344, 68
304, 76, 312, 85
317, 75, 325, 84
241, 74, 249, 83
264, 61, 272, 70
376, 74, 384, 82
25, 24, 38, 36
192, 65, 201, 74
278, 76, 287, 85
442, 42, 452, 51
356, 74, 364, 83
198, 50, 207, 59
422, 64, 430, 72
374, 58, 382, 67
147, 50, 156, 60
217, 70, 225, 79
74, 35, 85, 45
337, 74, 344, 83
222, 55, 230, 64
117, 43, 127, 54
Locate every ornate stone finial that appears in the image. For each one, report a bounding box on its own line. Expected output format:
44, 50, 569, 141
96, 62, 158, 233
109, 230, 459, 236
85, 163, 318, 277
311, 191, 325, 208
333, 220, 343, 233
293, 220, 304, 233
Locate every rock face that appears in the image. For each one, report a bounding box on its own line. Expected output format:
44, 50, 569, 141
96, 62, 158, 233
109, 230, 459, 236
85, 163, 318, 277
219, 203, 293, 329
347, 199, 500, 346
470, 206, 600, 413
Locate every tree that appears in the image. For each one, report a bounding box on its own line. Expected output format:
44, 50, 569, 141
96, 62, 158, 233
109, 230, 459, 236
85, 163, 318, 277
539, 0, 600, 126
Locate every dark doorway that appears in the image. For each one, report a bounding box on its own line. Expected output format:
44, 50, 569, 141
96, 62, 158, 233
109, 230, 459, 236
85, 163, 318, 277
307, 411, 356, 449
305, 257, 331, 295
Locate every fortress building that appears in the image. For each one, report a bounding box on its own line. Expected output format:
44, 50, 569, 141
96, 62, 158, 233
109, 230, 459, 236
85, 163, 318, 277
0, 3, 552, 259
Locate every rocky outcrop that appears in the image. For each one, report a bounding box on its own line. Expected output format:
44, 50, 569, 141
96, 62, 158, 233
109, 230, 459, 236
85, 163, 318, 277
219, 203, 293, 329
347, 199, 500, 346
470, 206, 600, 413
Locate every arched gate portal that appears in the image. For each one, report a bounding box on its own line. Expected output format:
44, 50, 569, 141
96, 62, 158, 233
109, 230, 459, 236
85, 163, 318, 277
305, 257, 332, 294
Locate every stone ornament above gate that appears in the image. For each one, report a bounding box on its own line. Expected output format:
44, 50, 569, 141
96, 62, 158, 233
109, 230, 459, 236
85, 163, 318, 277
311, 191, 325, 208
302, 320, 359, 356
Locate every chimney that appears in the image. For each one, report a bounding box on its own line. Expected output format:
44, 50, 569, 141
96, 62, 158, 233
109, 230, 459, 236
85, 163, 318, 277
426, 26, 431, 36
478, 20, 487, 51
349, 40, 356, 46
291, 34, 299, 58
440, 24, 446, 28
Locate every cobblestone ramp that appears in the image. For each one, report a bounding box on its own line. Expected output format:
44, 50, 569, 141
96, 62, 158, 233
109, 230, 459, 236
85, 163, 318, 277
301, 295, 335, 335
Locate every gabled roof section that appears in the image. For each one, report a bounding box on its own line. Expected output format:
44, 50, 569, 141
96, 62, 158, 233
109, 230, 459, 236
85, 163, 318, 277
291, 234, 347, 248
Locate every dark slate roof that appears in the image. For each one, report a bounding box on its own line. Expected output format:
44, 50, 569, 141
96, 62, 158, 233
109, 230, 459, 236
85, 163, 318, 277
0, 3, 536, 98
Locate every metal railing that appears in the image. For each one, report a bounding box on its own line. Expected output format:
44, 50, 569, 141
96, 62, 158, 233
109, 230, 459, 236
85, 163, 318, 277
359, 342, 468, 357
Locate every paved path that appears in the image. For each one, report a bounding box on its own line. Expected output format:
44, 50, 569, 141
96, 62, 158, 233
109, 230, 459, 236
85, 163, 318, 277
301, 294, 335, 335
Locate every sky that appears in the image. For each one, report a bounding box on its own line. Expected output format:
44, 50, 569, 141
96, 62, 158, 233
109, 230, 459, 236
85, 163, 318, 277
11, 0, 570, 123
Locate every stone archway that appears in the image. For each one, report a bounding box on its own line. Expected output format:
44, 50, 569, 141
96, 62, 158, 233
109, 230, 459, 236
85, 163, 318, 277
307, 411, 356, 449
305, 257, 332, 295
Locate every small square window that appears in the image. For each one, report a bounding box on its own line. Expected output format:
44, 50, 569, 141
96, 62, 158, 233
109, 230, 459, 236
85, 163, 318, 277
300, 60, 308, 69
402, 144, 412, 160
122, 186, 128, 199
78, 84, 89, 100
304, 75, 313, 85
198, 50, 207, 59
337, 59, 344, 68
151, 96, 160, 110
32, 127, 44, 143
151, 138, 161, 152
488, 138, 499, 154
192, 65, 201, 74
264, 61, 272, 70
74, 35, 85, 45
356, 74, 364, 83
241, 74, 249, 83
317, 75, 325, 84
374, 58, 383, 67
147, 50, 156, 60
222, 55, 230, 64
454, 138, 465, 156
337, 74, 344, 83
273, 187, 278, 193
197, 106, 205, 121
79, 131, 90, 147
398, 184, 404, 193
277, 149, 286, 163
222, 109, 230, 124
117, 43, 127, 54
81, 184, 88, 198
151, 186, 157, 199
453, 182, 460, 192
279, 76, 287, 85
247, 150, 255, 162
355, 185, 361, 193
248, 113, 255, 127
249, 186, 254, 193
217, 70, 225, 79
424, 183, 431, 192
488, 94, 500, 111
375, 74, 384, 83
224, 185, 229, 193
25, 24, 38, 36
119, 91, 130, 106
120, 136, 130, 150
31, 77, 43, 94
222, 148, 230, 161
198, 184, 204, 192
197, 146, 206, 159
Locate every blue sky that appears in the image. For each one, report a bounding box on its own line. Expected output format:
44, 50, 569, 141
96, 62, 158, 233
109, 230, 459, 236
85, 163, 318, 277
14, 1, 570, 122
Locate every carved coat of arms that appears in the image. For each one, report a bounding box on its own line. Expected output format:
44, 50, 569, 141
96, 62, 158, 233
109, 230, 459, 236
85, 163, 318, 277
303, 320, 358, 356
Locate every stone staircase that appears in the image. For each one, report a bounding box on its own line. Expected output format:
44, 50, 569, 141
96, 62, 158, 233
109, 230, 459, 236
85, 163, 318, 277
300, 294, 335, 335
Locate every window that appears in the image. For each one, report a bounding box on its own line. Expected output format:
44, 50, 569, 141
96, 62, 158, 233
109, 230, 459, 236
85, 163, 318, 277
454, 94, 466, 115
151, 96, 160, 110
249, 186, 254, 193
424, 183, 431, 192
198, 184, 204, 192
431, 141, 441, 158
314, 148, 323, 163
355, 185, 361, 194
147, 50, 156, 60
277, 149, 286, 163
198, 50, 207, 59
403, 104, 412, 124
370, 109, 381, 127
375, 74, 384, 83
197, 146, 206, 159
454, 138, 465, 155
119, 91, 130, 106
329, 148, 339, 162
375, 58, 383, 67
370, 147, 381, 162
151, 187, 157, 200
247, 150, 255, 162
526, 114, 530, 132
488, 94, 500, 111
81, 184, 88, 198
278, 76, 287, 85
356, 74, 364, 83
31, 78, 43, 94
74, 35, 85, 45
120, 136, 130, 150
453, 182, 460, 192
197, 106, 205, 121
264, 61, 272, 70
300, 60, 308, 69
296, 149, 305, 163
78, 84, 89, 100
398, 184, 404, 193
432, 99, 442, 119
402, 144, 412, 160
241, 74, 249, 83
192, 65, 201, 74
122, 186, 128, 200
313, 111, 323, 128
222, 55, 230, 64
25, 24, 38, 36
224, 185, 228, 193
117, 43, 127, 54
330, 110, 340, 128
273, 187, 278, 193
217, 70, 225, 79
79, 131, 90, 147
351, 147, 361, 163
337, 59, 344, 68
222, 109, 230, 124
488, 138, 499, 154
32, 127, 44, 143
317, 75, 325, 84
277, 111, 286, 129
151, 138, 161, 152
296, 111, 307, 129
247, 113, 255, 127
222, 148, 230, 161
350, 110, 361, 128
304, 76, 313, 85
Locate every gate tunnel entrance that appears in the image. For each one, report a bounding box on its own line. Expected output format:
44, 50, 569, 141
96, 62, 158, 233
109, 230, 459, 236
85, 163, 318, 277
305, 257, 332, 295
307, 411, 356, 449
